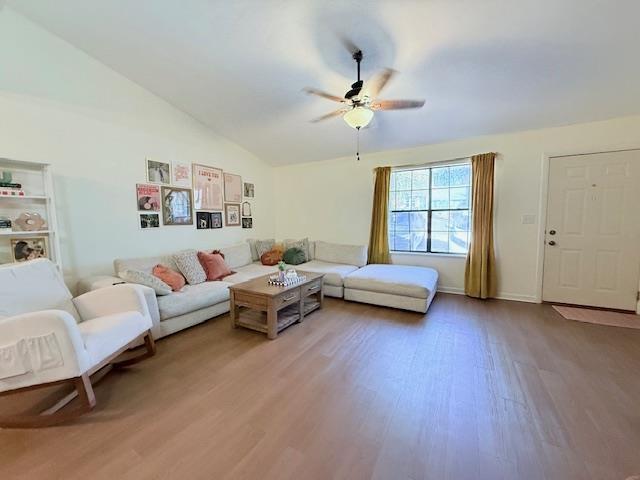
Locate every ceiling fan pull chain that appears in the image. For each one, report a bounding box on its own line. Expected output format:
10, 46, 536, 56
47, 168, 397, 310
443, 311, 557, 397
356, 126, 361, 161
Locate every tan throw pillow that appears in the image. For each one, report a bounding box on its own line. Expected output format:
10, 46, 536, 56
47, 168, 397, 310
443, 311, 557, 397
173, 249, 207, 285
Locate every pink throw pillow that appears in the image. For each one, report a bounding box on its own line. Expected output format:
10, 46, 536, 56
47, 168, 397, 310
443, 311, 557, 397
197, 251, 233, 281
152, 264, 186, 291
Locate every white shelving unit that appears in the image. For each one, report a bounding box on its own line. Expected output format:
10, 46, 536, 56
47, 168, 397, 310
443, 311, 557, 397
0, 158, 62, 270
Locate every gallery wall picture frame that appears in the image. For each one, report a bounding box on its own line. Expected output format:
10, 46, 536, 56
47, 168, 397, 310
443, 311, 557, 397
172, 161, 192, 188
161, 186, 193, 225
136, 183, 161, 211
196, 211, 211, 229
11, 236, 49, 262
241, 201, 251, 217
223, 172, 242, 203
146, 158, 171, 185
193, 164, 223, 211
242, 217, 253, 229
210, 212, 222, 229
224, 203, 241, 226
139, 213, 160, 229
243, 182, 254, 198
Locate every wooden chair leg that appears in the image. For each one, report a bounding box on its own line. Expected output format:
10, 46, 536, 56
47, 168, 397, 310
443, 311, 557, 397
112, 331, 156, 369
0, 374, 96, 429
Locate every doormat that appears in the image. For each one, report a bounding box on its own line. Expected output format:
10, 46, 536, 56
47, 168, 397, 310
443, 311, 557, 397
552, 305, 640, 330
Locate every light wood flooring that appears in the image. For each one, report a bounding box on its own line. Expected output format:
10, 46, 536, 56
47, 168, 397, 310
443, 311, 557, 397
1, 294, 639, 480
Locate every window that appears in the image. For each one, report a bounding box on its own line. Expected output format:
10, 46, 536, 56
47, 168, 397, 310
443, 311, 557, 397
388, 162, 471, 254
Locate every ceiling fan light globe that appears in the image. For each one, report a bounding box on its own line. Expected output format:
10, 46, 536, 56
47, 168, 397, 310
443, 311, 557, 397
343, 106, 374, 129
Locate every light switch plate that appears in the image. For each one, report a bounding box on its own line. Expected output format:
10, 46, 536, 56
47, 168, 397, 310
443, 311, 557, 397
522, 214, 536, 225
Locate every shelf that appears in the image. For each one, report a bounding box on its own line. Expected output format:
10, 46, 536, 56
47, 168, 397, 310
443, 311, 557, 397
0, 195, 48, 200
0, 230, 51, 236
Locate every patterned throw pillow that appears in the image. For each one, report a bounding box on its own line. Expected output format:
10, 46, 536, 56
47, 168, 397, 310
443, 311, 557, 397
118, 269, 172, 295
173, 249, 207, 285
284, 238, 310, 262
260, 249, 283, 266
254, 239, 276, 258
283, 247, 306, 265
152, 264, 186, 291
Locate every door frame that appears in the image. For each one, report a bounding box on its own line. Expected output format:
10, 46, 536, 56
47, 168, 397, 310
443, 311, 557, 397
535, 144, 640, 313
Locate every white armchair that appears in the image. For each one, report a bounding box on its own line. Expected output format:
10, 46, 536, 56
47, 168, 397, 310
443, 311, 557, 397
0, 259, 155, 428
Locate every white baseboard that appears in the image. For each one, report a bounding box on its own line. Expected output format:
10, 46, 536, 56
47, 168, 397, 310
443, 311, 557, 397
436, 286, 539, 304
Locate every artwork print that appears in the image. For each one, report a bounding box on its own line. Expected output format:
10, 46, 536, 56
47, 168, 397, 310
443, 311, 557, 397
136, 184, 161, 211
146, 159, 171, 185
196, 211, 211, 229
139, 213, 160, 229
161, 186, 193, 225
11, 236, 49, 262
243, 182, 254, 198
224, 173, 242, 203
193, 164, 223, 211
210, 212, 222, 229
224, 203, 241, 226
242, 217, 253, 229
172, 161, 192, 188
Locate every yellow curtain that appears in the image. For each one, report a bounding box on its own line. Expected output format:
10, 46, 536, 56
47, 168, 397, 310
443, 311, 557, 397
464, 153, 497, 298
368, 166, 392, 264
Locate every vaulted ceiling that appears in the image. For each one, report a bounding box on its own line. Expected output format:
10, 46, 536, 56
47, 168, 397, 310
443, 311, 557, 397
9, 0, 640, 165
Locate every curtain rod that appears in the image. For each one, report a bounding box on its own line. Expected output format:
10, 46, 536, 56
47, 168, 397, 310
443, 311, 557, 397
372, 152, 497, 172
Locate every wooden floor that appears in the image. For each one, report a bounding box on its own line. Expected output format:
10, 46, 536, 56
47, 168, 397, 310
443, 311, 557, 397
1, 294, 639, 480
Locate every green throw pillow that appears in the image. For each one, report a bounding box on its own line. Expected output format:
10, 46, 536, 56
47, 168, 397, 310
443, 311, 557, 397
283, 247, 306, 265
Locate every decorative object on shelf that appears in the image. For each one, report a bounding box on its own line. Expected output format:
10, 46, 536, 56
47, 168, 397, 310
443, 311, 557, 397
277, 260, 286, 281
196, 211, 211, 229
136, 183, 161, 211
0, 171, 13, 183
224, 203, 241, 226
210, 211, 223, 229
242, 217, 253, 229
268, 271, 306, 287
172, 160, 192, 188
241, 201, 251, 217
193, 164, 223, 211
146, 158, 171, 185
223, 172, 242, 203
14, 212, 46, 231
244, 182, 254, 198
10, 236, 49, 262
139, 213, 160, 229
161, 186, 193, 226
0, 188, 25, 197
0, 217, 12, 231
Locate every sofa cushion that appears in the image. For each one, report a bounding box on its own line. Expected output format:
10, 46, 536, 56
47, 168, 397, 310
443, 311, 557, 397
344, 264, 438, 299
173, 250, 207, 285
152, 264, 186, 291
220, 243, 253, 269
78, 311, 151, 365
296, 260, 359, 287
119, 269, 172, 295
224, 262, 279, 284
314, 241, 367, 267
156, 282, 231, 320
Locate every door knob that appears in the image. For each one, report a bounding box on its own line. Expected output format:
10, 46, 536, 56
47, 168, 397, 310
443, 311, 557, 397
548, 240, 556, 246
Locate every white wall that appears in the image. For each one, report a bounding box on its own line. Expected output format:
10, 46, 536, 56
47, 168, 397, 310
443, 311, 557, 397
0, 8, 275, 287
274, 115, 640, 302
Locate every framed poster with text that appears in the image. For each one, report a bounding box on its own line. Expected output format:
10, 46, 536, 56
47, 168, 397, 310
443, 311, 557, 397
223, 172, 242, 203
193, 164, 223, 211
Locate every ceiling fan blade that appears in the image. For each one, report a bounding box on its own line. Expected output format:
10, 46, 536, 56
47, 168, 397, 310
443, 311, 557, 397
338, 35, 361, 56
303, 87, 345, 103
371, 99, 425, 110
363, 68, 396, 100
310, 109, 346, 123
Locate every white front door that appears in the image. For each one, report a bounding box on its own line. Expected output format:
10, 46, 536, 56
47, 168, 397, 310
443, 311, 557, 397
542, 150, 640, 310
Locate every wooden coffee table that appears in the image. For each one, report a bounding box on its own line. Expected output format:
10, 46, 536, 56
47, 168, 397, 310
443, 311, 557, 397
229, 271, 325, 339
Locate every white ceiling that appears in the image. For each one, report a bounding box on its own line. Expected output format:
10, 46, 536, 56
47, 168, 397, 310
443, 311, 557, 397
9, 0, 640, 165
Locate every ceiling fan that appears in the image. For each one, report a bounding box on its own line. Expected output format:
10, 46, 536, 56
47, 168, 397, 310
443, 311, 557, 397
304, 49, 425, 131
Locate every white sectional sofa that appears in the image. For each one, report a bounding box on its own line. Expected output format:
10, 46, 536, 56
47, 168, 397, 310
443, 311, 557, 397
77, 240, 438, 340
